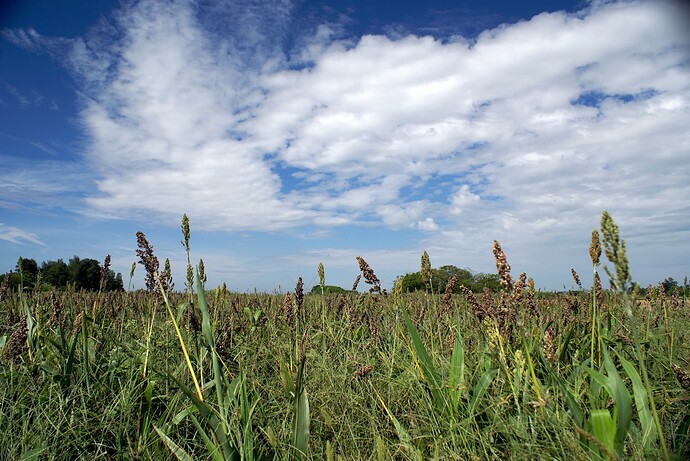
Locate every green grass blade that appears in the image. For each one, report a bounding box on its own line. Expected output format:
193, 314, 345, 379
468, 368, 498, 418
165, 371, 235, 460
448, 331, 465, 414
400, 305, 445, 413
154, 425, 195, 461
370, 383, 422, 461
589, 409, 616, 457
186, 411, 226, 461
586, 350, 632, 456
292, 350, 310, 460
602, 348, 632, 454
617, 353, 657, 449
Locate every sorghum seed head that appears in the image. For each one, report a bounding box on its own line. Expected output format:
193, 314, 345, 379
352, 275, 361, 291
571, 269, 582, 290
420, 251, 431, 283
317, 262, 325, 287
673, 364, 690, 390
181, 213, 191, 251
589, 230, 601, 267
493, 240, 512, 292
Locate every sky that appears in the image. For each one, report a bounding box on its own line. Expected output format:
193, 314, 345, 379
1, 0, 689, 293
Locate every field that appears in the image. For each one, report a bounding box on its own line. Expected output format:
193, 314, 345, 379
1, 224, 689, 460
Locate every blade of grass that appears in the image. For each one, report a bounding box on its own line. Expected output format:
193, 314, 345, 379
400, 304, 445, 413
617, 353, 657, 450
448, 331, 465, 414
154, 425, 195, 461
157, 276, 203, 401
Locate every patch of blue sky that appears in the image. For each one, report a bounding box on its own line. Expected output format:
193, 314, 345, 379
570, 88, 660, 109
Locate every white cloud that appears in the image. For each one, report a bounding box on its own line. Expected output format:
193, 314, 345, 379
5, 0, 689, 288
0, 224, 43, 245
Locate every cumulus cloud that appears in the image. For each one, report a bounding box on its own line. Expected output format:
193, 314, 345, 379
4, 0, 689, 287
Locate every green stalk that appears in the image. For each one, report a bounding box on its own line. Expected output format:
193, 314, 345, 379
623, 296, 669, 460
590, 269, 597, 369
157, 276, 203, 401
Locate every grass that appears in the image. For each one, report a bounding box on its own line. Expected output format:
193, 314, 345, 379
1, 217, 689, 460
1, 282, 688, 460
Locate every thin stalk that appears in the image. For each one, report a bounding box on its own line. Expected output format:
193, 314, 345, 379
157, 276, 203, 401
590, 268, 598, 369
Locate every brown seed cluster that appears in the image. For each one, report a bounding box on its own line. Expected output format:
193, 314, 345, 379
442, 275, 458, 309
283, 291, 294, 329
493, 240, 512, 292
0, 272, 12, 302
511, 272, 527, 304
4, 315, 27, 363
589, 230, 601, 267
571, 269, 582, 290
136, 231, 160, 294
356, 256, 381, 294
100, 254, 111, 289
351, 275, 361, 291
352, 364, 373, 380
543, 328, 555, 362
460, 285, 481, 318
673, 364, 690, 390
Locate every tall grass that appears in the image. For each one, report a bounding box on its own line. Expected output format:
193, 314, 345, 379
0, 213, 688, 460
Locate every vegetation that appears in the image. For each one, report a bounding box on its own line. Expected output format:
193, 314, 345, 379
396, 264, 502, 293
0, 255, 124, 292
0, 212, 688, 460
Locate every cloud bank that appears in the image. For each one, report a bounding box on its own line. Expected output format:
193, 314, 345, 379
4, 0, 689, 287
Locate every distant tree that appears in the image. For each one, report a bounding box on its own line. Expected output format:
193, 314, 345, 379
16, 257, 39, 277
15, 257, 38, 289
470, 272, 502, 292
661, 277, 678, 292
397, 271, 426, 293
396, 265, 502, 293
104, 270, 125, 292
434, 265, 474, 292
68, 256, 101, 291
41, 259, 69, 289
309, 284, 348, 294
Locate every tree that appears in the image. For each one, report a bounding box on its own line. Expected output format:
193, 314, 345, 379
661, 277, 678, 292
16, 257, 39, 278
41, 259, 69, 289
67, 256, 101, 291
309, 284, 348, 294
14, 257, 39, 289
104, 270, 125, 292
396, 265, 502, 293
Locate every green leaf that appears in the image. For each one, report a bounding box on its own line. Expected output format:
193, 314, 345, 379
154, 425, 194, 461
400, 305, 445, 413
589, 409, 616, 455
370, 384, 422, 461
586, 349, 632, 456
448, 331, 465, 413
468, 368, 498, 418
618, 353, 657, 449
292, 354, 310, 460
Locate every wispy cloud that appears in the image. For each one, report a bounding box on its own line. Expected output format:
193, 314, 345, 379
0, 223, 43, 245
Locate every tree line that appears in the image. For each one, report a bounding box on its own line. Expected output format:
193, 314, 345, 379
395, 264, 502, 294
0, 256, 124, 292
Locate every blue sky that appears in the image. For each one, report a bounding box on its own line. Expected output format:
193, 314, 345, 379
1, 0, 689, 292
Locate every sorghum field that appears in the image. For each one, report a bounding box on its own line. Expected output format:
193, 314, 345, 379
1, 215, 689, 460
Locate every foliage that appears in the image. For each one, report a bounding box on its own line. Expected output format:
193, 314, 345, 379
1, 256, 124, 292
1, 214, 688, 460
396, 265, 501, 293
308, 284, 348, 294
